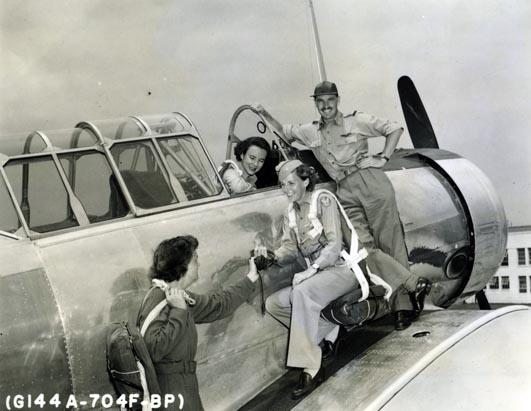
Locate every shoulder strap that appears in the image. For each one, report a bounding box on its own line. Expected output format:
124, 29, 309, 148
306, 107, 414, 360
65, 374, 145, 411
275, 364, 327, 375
307, 189, 331, 239
308, 189, 393, 302
139, 280, 169, 336
140, 299, 168, 336
309, 189, 358, 254
218, 160, 242, 176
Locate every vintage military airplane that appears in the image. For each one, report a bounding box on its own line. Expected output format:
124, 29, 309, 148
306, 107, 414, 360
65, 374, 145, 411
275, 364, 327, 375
1, 65, 526, 411
2, 0, 530, 407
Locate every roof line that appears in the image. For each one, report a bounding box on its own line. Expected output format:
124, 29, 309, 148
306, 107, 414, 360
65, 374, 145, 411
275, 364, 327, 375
508, 225, 531, 232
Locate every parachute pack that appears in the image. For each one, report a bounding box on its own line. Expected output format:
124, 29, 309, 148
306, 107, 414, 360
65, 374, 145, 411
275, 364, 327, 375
106, 288, 167, 410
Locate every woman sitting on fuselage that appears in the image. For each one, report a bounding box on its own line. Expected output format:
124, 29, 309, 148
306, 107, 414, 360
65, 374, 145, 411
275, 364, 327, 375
220, 136, 271, 194
262, 160, 358, 399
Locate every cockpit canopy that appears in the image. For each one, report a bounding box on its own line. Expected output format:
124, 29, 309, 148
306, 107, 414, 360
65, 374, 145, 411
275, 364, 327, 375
0, 113, 223, 239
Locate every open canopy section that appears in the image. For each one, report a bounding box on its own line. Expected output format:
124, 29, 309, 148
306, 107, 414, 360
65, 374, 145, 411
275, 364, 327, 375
226, 105, 331, 190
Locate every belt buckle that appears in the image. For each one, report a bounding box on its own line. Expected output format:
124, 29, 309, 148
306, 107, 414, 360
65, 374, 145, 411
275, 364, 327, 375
343, 165, 357, 179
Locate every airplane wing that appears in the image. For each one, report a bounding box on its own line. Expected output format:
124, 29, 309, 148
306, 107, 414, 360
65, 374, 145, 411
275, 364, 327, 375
296, 305, 531, 410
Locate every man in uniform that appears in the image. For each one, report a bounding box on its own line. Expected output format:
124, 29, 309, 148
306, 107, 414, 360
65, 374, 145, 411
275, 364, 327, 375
253, 81, 431, 330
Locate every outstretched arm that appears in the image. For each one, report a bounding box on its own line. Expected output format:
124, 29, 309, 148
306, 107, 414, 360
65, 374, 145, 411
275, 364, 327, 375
273, 214, 299, 265
252, 103, 308, 147
252, 103, 285, 137
190, 258, 259, 323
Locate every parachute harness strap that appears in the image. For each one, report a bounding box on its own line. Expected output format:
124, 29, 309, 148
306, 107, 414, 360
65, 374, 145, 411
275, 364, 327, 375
307, 189, 393, 302
217, 159, 243, 176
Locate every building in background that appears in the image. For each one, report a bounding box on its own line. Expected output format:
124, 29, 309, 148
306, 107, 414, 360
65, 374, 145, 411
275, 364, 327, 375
483, 225, 531, 304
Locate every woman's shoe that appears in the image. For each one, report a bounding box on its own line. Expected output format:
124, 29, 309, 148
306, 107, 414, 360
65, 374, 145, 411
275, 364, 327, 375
291, 368, 325, 399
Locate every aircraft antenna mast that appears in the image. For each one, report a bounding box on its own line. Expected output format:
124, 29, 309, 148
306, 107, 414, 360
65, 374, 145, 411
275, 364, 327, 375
308, 0, 327, 82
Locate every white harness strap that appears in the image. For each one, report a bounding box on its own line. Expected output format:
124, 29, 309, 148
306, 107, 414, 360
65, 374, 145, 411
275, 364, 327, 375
136, 283, 168, 411
288, 189, 392, 302
218, 159, 242, 175
138, 279, 195, 411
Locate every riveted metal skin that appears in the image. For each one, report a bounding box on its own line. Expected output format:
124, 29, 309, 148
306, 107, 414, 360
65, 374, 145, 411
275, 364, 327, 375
0, 112, 507, 409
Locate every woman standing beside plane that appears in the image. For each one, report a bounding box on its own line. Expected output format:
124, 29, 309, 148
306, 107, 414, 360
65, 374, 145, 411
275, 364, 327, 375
137, 236, 259, 410
220, 136, 271, 193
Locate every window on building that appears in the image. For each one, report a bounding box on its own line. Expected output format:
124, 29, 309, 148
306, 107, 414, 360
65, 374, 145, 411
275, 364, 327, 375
489, 276, 499, 289
518, 248, 525, 265
501, 249, 509, 266
519, 276, 527, 293
528, 248, 531, 265
501, 276, 510, 290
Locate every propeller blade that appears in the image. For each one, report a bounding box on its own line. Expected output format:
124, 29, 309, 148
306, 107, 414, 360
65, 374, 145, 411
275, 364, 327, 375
397, 76, 439, 149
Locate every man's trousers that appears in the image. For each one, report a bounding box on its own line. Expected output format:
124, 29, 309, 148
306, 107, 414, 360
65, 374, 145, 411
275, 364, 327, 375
336, 167, 418, 311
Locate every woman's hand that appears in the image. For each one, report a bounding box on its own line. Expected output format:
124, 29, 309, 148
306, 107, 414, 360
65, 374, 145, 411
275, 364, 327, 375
246, 257, 259, 283
292, 266, 318, 286
165, 287, 188, 310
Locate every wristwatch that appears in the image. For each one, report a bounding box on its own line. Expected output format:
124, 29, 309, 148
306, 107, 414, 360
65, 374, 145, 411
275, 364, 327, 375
311, 263, 320, 271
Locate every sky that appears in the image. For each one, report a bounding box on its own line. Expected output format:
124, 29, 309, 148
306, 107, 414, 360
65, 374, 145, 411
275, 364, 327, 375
1, 0, 530, 225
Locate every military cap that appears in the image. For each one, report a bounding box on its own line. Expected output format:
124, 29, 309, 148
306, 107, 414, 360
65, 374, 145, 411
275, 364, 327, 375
311, 81, 339, 98
276, 159, 303, 181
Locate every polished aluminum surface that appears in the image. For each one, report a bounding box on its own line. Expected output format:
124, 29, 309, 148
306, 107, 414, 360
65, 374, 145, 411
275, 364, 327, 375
1, 154, 507, 408
381, 306, 531, 411
295, 307, 531, 411
29, 188, 291, 409
0, 108, 508, 409
435, 158, 507, 296
388, 157, 471, 307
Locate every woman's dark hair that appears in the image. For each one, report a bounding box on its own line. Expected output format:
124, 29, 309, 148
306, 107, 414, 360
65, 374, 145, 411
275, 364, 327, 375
149, 235, 199, 282
234, 137, 271, 161
295, 164, 318, 191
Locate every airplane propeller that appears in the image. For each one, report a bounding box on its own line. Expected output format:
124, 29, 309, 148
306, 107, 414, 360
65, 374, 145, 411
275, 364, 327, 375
397, 76, 439, 149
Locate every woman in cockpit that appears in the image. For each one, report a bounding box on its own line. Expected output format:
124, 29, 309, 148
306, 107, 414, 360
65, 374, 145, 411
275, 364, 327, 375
220, 136, 271, 194
137, 236, 258, 410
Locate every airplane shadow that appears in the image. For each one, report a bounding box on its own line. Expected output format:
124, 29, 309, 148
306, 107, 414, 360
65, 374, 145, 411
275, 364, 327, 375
238, 315, 396, 411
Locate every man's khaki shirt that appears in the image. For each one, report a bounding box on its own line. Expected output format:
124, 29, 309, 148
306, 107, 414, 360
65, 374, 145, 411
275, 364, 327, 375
282, 111, 402, 181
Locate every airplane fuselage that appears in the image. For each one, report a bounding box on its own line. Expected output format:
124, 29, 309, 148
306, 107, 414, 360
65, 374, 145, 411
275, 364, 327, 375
0, 111, 506, 409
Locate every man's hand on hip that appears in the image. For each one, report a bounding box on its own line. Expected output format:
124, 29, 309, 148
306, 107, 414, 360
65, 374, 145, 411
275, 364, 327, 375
356, 154, 387, 169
